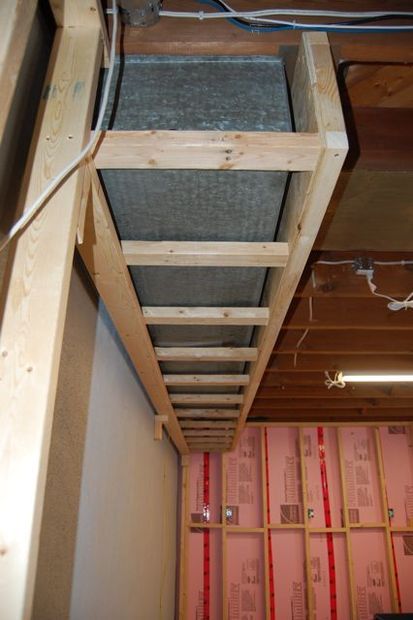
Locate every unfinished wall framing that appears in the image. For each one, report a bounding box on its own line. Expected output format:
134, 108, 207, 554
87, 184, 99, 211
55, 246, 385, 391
180, 423, 413, 620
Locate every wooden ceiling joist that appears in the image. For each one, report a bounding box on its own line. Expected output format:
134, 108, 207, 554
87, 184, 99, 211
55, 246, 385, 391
175, 409, 240, 419
169, 394, 243, 405
122, 240, 289, 267
267, 353, 413, 373
155, 347, 258, 362
143, 307, 269, 325
164, 374, 249, 386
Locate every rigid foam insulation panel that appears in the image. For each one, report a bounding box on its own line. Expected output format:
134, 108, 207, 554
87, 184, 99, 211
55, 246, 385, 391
100, 56, 291, 387
341, 426, 383, 524
225, 427, 262, 528
271, 530, 307, 619
379, 426, 413, 528
189, 452, 221, 524
266, 427, 303, 525
310, 533, 351, 620
303, 427, 343, 528
187, 528, 222, 619
227, 533, 265, 620
184, 425, 413, 619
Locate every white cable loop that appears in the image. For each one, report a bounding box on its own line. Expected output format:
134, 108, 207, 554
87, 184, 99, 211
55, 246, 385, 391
0, 0, 119, 255
324, 371, 346, 390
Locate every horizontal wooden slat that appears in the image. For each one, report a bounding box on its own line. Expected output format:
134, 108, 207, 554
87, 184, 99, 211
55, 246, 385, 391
183, 429, 234, 437
180, 420, 237, 429
268, 353, 413, 373
185, 434, 233, 441
94, 130, 321, 171
248, 409, 413, 422
253, 398, 413, 409
143, 307, 269, 325
175, 409, 240, 419
156, 347, 257, 362
122, 241, 289, 267
257, 385, 413, 399
276, 329, 413, 354
170, 393, 243, 405
285, 296, 413, 330
164, 374, 249, 386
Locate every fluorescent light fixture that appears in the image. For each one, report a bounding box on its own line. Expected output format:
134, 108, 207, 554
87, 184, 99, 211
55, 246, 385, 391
342, 373, 413, 383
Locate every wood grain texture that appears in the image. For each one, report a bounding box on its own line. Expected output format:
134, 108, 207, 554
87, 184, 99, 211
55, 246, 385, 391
155, 347, 257, 362
175, 409, 240, 419
170, 393, 243, 405
267, 353, 413, 373
122, 241, 289, 267
346, 64, 413, 109
164, 374, 249, 386
78, 165, 188, 455
143, 306, 269, 325
0, 27, 102, 620
232, 32, 348, 447
94, 130, 321, 171
180, 420, 237, 428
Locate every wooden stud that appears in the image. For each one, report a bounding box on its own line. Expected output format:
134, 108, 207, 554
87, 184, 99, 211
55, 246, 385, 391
122, 240, 289, 268
231, 33, 348, 449
144, 307, 269, 326
374, 427, 400, 612
336, 428, 357, 620
164, 374, 249, 386
94, 130, 322, 171
222, 453, 228, 620
176, 409, 240, 420
298, 428, 314, 618
0, 26, 102, 620
156, 347, 257, 362
261, 429, 271, 620
178, 458, 190, 620
184, 430, 234, 438
170, 394, 243, 405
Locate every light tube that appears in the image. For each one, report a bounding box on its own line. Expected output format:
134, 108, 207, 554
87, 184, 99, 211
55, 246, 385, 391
341, 374, 413, 383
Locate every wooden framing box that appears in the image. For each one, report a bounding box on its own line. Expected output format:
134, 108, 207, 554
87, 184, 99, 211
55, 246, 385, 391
0, 2, 346, 617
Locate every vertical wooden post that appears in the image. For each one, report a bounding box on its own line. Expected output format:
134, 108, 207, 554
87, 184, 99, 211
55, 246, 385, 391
261, 428, 271, 620
0, 24, 102, 620
298, 428, 314, 619
222, 453, 228, 620
178, 456, 190, 620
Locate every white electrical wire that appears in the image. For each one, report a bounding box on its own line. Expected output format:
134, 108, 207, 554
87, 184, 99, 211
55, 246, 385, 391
324, 371, 346, 389
159, 7, 413, 30
0, 0, 119, 256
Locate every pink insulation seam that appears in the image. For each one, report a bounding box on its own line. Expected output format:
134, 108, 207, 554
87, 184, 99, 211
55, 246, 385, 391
310, 534, 351, 620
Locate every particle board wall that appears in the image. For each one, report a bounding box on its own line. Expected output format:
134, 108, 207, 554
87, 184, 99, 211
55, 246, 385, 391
32, 261, 178, 620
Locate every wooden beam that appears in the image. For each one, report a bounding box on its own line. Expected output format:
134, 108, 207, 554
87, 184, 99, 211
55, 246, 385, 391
0, 27, 102, 620
170, 393, 243, 405
185, 435, 233, 442
164, 374, 249, 386
122, 240, 289, 267
175, 409, 240, 419
284, 296, 413, 330
155, 347, 257, 362
346, 64, 413, 109
252, 398, 413, 409
94, 130, 321, 171
248, 409, 413, 422
184, 429, 234, 437
256, 385, 413, 399
268, 352, 413, 372
78, 164, 188, 455
180, 420, 237, 429
232, 32, 348, 448
276, 329, 413, 354
143, 306, 269, 326
0, 0, 37, 143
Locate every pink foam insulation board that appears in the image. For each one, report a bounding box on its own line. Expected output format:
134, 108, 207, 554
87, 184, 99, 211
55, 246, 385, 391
266, 427, 303, 525
303, 427, 343, 528
227, 533, 265, 619
225, 427, 262, 527
379, 426, 413, 527
310, 533, 350, 620
187, 528, 222, 619
341, 427, 383, 524
271, 530, 307, 619
351, 529, 392, 619
189, 452, 222, 523
391, 532, 413, 611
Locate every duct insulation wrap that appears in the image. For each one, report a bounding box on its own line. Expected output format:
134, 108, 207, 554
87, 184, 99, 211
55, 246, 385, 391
99, 56, 291, 394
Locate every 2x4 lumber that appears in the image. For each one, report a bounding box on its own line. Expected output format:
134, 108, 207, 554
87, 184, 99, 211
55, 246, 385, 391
267, 353, 413, 373
180, 420, 237, 429
155, 347, 257, 362
285, 296, 413, 331
248, 409, 413, 422
183, 429, 234, 437
0, 0, 37, 143
94, 130, 321, 171
122, 240, 289, 268
170, 393, 243, 405
231, 33, 348, 449
164, 374, 249, 386
257, 385, 413, 399
276, 329, 413, 354
175, 409, 240, 419
185, 436, 232, 443
78, 163, 188, 455
0, 27, 102, 620
143, 307, 269, 326
252, 398, 413, 410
